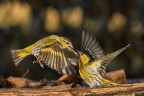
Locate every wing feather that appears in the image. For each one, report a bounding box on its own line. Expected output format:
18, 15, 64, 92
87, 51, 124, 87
39, 42, 78, 74
81, 31, 104, 60
53, 47, 57, 70
95, 44, 130, 77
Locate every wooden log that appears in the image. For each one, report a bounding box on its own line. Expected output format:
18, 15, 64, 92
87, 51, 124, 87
0, 83, 144, 96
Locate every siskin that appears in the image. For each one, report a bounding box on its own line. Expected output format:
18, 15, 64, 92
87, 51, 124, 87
11, 35, 78, 74
78, 31, 130, 88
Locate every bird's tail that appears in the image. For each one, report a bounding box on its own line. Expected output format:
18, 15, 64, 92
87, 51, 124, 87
102, 78, 117, 86
11, 49, 30, 66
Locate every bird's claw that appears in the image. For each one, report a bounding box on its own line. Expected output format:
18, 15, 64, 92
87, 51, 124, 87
33, 61, 38, 64
39, 62, 44, 69
33, 61, 44, 69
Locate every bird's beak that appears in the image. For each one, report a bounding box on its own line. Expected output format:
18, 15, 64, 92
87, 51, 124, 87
68, 46, 79, 55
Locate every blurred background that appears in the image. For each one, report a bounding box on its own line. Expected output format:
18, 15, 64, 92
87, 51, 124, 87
0, 0, 144, 81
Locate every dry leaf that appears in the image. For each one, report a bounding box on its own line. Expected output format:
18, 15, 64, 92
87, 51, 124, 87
106, 69, 126, 84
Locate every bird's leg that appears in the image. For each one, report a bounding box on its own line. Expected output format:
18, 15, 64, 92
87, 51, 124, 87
33, 56, 40, 63
31, 46, 44, 68
38, 61, 44, 68
33, 56, 44, 68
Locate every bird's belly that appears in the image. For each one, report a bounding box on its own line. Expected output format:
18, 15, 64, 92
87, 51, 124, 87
79, 67, 103, 87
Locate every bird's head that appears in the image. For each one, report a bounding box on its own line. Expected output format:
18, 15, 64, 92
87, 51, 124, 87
79, 52, 90, 65
59, 37, 73, 48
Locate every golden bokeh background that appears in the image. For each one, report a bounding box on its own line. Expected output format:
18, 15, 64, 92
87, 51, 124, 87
0, 0, 144, 80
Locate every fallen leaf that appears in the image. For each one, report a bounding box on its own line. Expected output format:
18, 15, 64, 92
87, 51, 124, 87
106, 69, 126, 84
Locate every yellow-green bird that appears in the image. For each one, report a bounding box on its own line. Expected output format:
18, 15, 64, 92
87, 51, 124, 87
78, 31, 130, 87
11, 35, 78, 74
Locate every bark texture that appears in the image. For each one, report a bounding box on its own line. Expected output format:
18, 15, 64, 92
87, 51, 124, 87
0, 83, 144, 96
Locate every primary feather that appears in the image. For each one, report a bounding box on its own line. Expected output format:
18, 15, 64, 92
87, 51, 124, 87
81, 31, 104, 61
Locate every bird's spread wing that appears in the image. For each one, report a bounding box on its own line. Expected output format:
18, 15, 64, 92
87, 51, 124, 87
39, 42, 79, 74
81, 31, 104, 61
95, 44, 130, 77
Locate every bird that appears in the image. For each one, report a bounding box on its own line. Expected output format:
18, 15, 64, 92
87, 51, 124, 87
11, 35, 79, 74
78, 31, 130, 88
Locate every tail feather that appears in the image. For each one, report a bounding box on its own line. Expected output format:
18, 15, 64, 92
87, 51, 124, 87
102, 78, 117, 86
11, 49, 29, 66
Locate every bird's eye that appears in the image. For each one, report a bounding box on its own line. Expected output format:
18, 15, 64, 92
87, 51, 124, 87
66, 42, 69, 44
